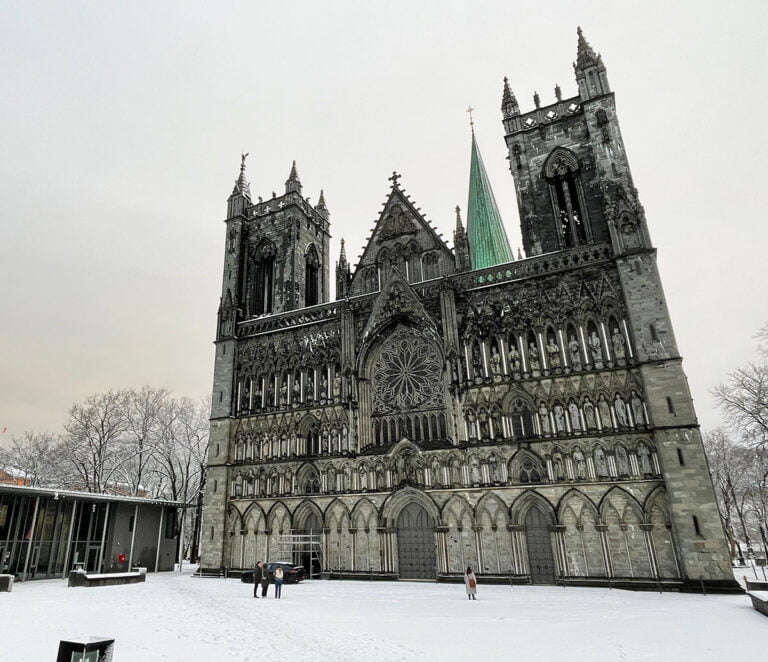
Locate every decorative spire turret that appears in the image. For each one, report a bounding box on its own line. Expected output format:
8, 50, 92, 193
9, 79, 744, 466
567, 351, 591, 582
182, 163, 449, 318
501, 77, 520, 119
466, 130, 514, 269
227, 152, 251, 218
335, 238, 352, 300
285, 160, 302, 194
573, 27, 610, 100
231, 152, 251, 200
316, 189, 329, 219
453, 205, 471, 272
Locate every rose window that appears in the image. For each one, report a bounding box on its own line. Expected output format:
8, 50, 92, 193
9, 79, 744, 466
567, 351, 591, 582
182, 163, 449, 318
372, 330, 443, 412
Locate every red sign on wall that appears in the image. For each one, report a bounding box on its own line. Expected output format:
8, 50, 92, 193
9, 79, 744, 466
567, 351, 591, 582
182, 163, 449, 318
118, 553, 126, 563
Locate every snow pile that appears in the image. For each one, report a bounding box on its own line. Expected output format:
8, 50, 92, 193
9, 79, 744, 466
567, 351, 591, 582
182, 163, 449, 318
1, 569, 766, 661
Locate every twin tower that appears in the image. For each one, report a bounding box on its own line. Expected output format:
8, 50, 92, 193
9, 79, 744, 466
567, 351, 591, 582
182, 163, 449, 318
202, 29, 736, 590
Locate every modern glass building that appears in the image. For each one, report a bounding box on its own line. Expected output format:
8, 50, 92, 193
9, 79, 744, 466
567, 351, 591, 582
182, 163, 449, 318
0, 485, 180, 580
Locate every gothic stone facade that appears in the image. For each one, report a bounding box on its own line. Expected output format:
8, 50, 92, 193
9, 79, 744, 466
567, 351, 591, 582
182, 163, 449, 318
200, 34, 736, 589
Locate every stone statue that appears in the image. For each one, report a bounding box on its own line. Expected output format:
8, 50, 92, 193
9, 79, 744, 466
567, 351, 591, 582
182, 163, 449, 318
568, 335, 582, 370
568, 401, 581, 431
508, 344, 521, 372
470, 456, 482, 484
333, 374, 342, 399
598, 395, 612, 429
280, 379, 288, 406
594, 447, 608, 477
631, 391, 645, 425
293, 378, 301, 403
553, 452, 564, 480
538, 403, 551, 435
637, 443, 652, 475
589, 331, 603, 366
614, 394, 628, 427
528, 342, 540, 373
267, 382, 275, 407
554, 404, 566, 433
306, 375, 314, 400
242, 381, 251, 410
490, 346, 502, 377
488, 455, 500, 482
472, 344, 484, 379
547, 337, 561, 369
573, 450, 586, 478
583, 399, 597, 429
611, 328, 626, 361
616, 446, 630, 475
320, 375, 328, 400
431, 457, 441, 486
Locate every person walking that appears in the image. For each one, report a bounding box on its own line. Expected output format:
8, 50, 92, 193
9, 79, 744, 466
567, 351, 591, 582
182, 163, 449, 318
464, 566, 478, 600
253, 561, 264, 598
274, 565, 284, 599
260, 562, 271, 598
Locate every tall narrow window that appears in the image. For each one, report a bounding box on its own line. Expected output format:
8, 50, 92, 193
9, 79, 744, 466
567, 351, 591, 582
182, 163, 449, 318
305, 244, 320, 306
249, 241, 275, 315
544, 147, 589, 248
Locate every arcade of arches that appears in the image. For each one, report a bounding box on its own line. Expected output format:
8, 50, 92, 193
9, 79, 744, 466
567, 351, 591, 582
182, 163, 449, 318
223, 480, 679, 583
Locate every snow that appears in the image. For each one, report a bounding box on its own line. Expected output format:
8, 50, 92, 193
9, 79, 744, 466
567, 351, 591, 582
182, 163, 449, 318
1, 568, 767, 662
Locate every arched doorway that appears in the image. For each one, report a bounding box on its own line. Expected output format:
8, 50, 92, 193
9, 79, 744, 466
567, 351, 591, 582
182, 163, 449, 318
525, 506, 556, 584
396, 502, 436, 579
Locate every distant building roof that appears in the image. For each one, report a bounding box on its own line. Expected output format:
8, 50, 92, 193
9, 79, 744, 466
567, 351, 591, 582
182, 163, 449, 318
0, 483, 182, 507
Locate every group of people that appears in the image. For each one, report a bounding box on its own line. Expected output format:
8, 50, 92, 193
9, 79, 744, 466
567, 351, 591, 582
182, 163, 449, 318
252, 561, 284, 599
250, 562, 477, 600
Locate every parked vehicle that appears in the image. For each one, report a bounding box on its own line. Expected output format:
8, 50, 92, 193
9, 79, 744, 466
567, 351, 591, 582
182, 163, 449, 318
240, 562, 306, 584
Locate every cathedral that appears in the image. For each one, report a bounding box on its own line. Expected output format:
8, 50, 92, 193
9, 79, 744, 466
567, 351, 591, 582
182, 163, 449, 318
200, 30, 737, 590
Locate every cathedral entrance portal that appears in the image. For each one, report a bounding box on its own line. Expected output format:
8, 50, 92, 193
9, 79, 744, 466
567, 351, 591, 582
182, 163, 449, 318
525, 506, 556, 584
396, 502, 436, 579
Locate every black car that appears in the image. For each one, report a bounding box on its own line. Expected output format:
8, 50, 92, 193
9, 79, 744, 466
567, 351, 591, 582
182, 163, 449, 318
240, 562, 306, 584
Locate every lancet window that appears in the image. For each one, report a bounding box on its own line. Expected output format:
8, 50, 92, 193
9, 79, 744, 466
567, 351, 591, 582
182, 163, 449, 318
543, 148, 590, 249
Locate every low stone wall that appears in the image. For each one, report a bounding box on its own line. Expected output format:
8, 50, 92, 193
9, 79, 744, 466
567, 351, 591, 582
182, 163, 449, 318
0, 574, 14, 592
68, 570, 146, 588
748, 591, 768, 618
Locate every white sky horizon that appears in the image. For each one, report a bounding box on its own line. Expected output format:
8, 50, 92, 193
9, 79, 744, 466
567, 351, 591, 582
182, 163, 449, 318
1, 1, 766, 440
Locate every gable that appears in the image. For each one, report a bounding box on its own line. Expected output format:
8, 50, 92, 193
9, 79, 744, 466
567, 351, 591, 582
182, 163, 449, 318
349, 180, 455, 295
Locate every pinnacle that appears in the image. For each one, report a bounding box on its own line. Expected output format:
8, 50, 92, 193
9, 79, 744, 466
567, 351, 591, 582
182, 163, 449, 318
285, 160, 302, 194
575, 26, 600, 70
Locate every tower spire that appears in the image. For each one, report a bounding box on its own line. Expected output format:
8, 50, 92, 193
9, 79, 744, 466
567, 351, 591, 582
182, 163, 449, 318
285, 160, 302, 194
466, 129, 514, 268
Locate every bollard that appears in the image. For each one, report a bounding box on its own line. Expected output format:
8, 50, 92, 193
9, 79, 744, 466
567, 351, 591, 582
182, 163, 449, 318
699, 575, 706, 596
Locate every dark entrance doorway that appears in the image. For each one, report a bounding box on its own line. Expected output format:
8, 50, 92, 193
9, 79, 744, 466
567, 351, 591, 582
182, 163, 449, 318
396, 503, 435, 579
301, 513, 322, 578
525, 506, 556, 584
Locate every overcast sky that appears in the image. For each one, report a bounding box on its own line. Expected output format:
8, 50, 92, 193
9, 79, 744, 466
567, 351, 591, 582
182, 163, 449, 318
1, 1, 766, 439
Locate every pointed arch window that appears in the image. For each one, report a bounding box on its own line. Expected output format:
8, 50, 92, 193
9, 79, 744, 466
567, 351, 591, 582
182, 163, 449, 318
422, 252, 439, 280
305, 244, 320, 306
249, 241, 275, 315
543, 148, 590, 248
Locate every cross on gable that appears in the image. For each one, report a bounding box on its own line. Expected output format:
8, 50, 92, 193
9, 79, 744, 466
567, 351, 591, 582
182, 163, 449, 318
388, 171, 401, 187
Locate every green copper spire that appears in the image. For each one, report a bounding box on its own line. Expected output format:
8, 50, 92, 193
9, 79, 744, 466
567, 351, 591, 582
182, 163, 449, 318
467, 128, 514, 268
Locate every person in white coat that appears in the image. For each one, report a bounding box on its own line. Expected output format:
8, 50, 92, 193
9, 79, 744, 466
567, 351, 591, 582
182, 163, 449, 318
464, 566, 477, 600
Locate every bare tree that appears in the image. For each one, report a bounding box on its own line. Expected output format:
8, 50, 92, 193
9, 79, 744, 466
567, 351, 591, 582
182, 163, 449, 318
704, 430, 755, 561
0, 431, 69, 487
63, 390, 128, 493
153, 396, 209, 560
118, 386, 171, 496
714, 325, 768, 448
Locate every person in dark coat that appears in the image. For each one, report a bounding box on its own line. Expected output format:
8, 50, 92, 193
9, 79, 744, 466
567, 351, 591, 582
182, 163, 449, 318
253, 561, 264, 598
464, 566, 478, 600
260, 562, 271, 598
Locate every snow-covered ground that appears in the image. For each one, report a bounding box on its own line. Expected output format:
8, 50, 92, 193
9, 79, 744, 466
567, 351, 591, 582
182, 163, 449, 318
1, 569, 766, 662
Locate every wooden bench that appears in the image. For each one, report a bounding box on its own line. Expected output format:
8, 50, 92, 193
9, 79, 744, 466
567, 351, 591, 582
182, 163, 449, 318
68, 569, 146, 588
748, 591, 768, 618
